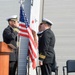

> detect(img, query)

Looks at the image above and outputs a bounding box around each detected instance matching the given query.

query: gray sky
[0,0,19,41]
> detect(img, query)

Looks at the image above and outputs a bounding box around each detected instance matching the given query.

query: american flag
[19,5,38,69]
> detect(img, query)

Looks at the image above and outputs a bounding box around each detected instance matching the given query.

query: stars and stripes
[19,4,37,69]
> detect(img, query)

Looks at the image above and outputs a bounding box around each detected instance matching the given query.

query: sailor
[3,15,19,75]
[38,18,56,75]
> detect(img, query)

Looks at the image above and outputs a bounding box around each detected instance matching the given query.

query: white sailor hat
[7,15,18,21]
[42,18,53,26]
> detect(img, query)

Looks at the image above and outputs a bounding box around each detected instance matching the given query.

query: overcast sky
[0,0,19,41]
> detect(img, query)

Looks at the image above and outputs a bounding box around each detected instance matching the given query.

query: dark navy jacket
[3,26,18,61]
[38,28,55,64]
